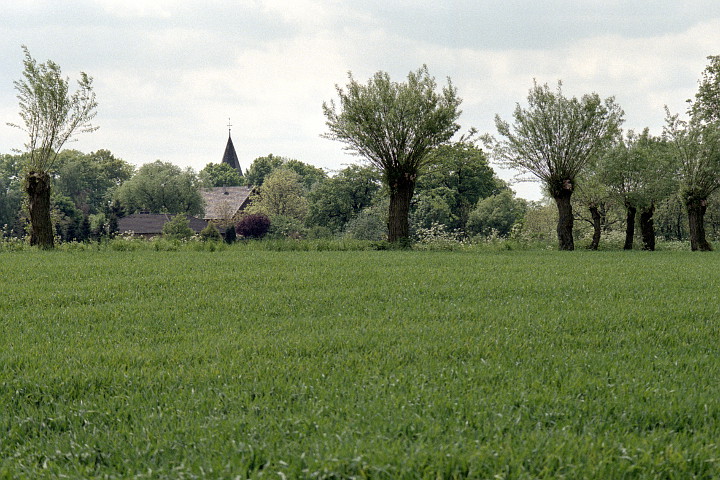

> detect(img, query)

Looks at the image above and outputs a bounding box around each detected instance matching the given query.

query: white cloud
[2,1,719,201]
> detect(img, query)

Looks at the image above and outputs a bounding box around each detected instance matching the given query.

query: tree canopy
[494,80,624,250]
[114,161,203,216]
[413,141,499,232]
[307,165,382,233]
[8,46,98,248]
[198,162,244,188]
[246,168,309,221]
[245,154,326,190]
[323,65,462,242]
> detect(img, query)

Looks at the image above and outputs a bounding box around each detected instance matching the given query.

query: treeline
[0,144,531,243]
[2,141,714,247]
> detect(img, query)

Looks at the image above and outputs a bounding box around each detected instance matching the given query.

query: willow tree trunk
[25,171,55,249]
[553,190,574,251]
[588,203,601,250]
[387,173,416,244]
[639,203,656,251]
[624,204,636,250]
[687,198,712,251]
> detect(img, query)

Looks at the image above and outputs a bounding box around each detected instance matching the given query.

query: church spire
[221,118,242,176]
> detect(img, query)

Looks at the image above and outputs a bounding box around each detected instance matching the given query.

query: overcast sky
[2,1,719,200]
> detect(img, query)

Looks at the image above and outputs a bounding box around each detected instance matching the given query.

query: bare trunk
[588,203,601,250]
[387,173,415,244]
[553,190,574,251]
[639,203,656,251]
[25,171,54,249]
[624,204,636,250]
[687,198,712,251]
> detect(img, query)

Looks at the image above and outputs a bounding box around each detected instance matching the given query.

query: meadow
[1,246,719,478]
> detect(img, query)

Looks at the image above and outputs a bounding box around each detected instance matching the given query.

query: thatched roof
[117,213,208,236]
[200,186,253,221]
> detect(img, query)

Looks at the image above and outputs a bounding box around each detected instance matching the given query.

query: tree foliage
[245,154,325,190]
[161,214,194,240]
[54,149,134,214]
[307,164,382,233]
[0,154,24,232]
[236,213,271,239]
[413,141,499,232]
[323,65,462,242]
[114,160,203,215]
[8,46,98,248]
[690,55,720,125]
[467,190,527,237]
[9,46,98,173]
[246,168,309,221]
[198,162,244,188]
[494,80,623,250]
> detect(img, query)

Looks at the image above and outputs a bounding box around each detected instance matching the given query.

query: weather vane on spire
[227,118,232,136]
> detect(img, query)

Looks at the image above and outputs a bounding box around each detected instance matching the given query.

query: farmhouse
[117,130,254,237]
[117,213,208,237]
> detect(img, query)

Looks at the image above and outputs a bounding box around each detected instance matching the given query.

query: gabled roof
[222,134,242,175]
[200,186,253,220]
[117,213,208,236]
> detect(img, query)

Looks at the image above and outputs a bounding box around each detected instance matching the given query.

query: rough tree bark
[686,198,712,251]
[588,202,601,250]
[25,171,54,249]
[624,203,637,250]
[387,173,416,244]
[639,203,656,251]
[553,180,574,250]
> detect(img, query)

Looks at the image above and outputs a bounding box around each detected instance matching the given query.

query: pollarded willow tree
[8,46,98,248]
[665,55,720,251]
[322,66,462,243]
[663,113,720,251]
[494,81,623,250]
[599,129,675,251]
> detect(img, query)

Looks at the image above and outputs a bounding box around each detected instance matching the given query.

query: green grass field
[1,248,719,478]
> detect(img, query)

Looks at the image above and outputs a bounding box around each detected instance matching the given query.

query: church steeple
[222,118,242,176]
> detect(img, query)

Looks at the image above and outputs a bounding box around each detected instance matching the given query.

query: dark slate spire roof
[222,133,242,176]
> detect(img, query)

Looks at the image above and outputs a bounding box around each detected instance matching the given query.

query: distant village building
[117,125,253,237]
[201,186,253,222]
[118,213,208,238]
[200,125,254,223]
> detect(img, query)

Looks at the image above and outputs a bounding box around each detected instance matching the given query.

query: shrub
[161,215,194,240]
[199,223,222,242]
[224,224,236,244]
[236,213,271,239]
[267,215,304,239]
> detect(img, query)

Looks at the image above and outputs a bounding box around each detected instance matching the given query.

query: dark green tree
[466,190,527,237]
[245,154,325,190]
[413,141,499,232]
[198,162,244,188]
[54,149,134,214]
[244,154,284,187]
[114,160,203,215]
[599,129,675,250]
[0,153,24,233]
[307,164,382,233]
[323,66,462,243]
[494,81,623,250]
